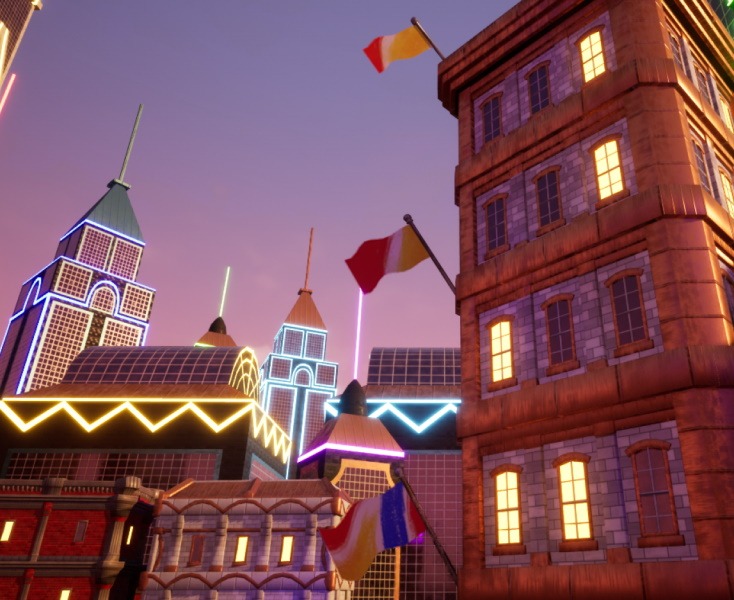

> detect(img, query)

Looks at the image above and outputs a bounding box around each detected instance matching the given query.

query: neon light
[21,256,155,291]
[39,291,149,328]
[16,296,50,394]
[22,278,42,312]
[0,24,8,82]
[369,403,458,433]
[219,266,231,318]
[353,289,363,379]
[59,220,145,247]
[297,442,404,464]
[0,73,15,118]
[325,403,339,417]
[268,356,293,381]
[280,323,328,335]
[88,280,121,313]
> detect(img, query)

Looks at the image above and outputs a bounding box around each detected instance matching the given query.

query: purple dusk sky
[0,1,517,392]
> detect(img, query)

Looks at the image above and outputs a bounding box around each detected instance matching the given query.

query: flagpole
[396,467,458,586]
[353,289,364,380]
[410,17,446,60]
[403,214,456,295]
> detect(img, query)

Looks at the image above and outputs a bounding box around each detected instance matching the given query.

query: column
[164,514,185,572]
[302,514,317,571]
[209,513,228,572]
[254,514,272,572]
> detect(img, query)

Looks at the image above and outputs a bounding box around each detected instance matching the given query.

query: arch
[22,278,42,311]
[293,365,314,387]
[229,347,260,400]
[88,281,120,315]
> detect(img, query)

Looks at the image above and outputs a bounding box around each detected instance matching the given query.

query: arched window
[578,29,606,83]
[553,453,597,551]
[483,194,508,258]
[294,368,312,387]
[490,464,525,554]
[90,285,117,314]
[604,269,653,356]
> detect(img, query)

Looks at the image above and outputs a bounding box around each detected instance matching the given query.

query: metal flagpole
[403,214,456,295]
[395,466,458,586]
[118,103,144,184]
[410,17,446,60]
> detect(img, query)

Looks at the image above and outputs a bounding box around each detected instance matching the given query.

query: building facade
[438,0,734,596]
[0,475,158,600]
[0,0,41,90]
[260,289,338,476]
[140,478,353,600]
[0,179,154,397]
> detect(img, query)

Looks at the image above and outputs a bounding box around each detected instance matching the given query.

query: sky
[0,0,518,392]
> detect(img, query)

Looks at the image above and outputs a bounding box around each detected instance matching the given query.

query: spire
[302,227,314,293]
[114,104,143,188]
[283,228,326,330]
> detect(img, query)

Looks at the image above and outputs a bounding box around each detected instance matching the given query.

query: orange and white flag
[363,25,430,73]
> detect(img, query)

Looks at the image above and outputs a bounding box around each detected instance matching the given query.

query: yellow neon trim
[1,521,13,542]
[126,526,134,545]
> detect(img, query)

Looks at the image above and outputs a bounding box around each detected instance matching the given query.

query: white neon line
[353,289,363,380]
[219,266,231,318]
[0,72,16,118]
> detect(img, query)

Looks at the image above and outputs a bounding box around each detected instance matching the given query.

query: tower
[260,230,338,473]
[439,0,734,596]
[0,107,154,396]
[0,0,42,90]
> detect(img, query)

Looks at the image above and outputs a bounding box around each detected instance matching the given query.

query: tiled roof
[284,290,326,330]
[301,413,403,457]
[64,180,144,242]
[167,477,346,500]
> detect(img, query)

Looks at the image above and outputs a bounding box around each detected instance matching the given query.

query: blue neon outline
[304,331,327,361]
[21,278,42,312]
[281,326,306,358]
[38,291,149,329]
[16,296,51,394]
[20,256,155,292]
[87,280,121,315]
[59,219,145,246]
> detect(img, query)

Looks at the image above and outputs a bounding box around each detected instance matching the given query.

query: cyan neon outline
[59,219,145,246]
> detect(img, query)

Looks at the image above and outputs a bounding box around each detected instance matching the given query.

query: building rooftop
[284,290,326,330]
[166,477,348,501]
[366,348,461,386]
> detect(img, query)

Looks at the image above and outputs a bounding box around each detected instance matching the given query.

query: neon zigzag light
[323,399,460,434]
[0,399,291,463]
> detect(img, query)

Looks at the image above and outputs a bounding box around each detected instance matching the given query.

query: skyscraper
[0,0,42,90]
[439,0,734,596]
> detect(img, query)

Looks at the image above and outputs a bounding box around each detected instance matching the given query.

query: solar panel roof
[366,347,461,386]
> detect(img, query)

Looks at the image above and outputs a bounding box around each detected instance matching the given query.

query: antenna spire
[302,228,314,293]
[219,266,231,318]
[116,104,143,186]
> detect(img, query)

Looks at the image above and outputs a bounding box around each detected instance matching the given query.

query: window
[543,296,577,373]
[528,64,550,114]
[0,23,8,79]
[283,329,304,356]
[593,139,624,200]
[125,526,134,545]
[188,535,204,566]
[627,442,678,536]
[692,139,711,192]
[579,30,606,82]
[484,196,507,254]
[535,168,563,230]
[693,61,714,105]
[279,535,294,564]
[723,271,734,324]
[721,97,734,133]
[234,536,249,564]
[720,169,734,217]
[482,95,502,143]
[73,521,88,543]
[60,592,72,600]
[494,469,521,546]
[606,271,651,354]
[0,520,14,542]
[557,459,592,540]
[668,30,685,71]
[490,319,513,383]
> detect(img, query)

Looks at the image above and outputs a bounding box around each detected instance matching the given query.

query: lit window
[0,23,8,78]
[559,460,592,540]
[495,471,521,545]
[528,64,550,114]
[234,536,249,563]
[720,170,734,217]
[60,591,72,600]
[579,31,606,82]
[1,520,14,542]
[485,197,507,252]
[610,275,647,347]
[721,98,734,133]
[546,298,575,365]
[279,535,294,564]
[694,62,713,105]
[73,521,88,544]
[536,169,562,228]
[482,95,502,143]
[594,140,624,200]
[692,139,711,192]
[628,445,678,536]
[125,526,134,545]
[490,320,513,383]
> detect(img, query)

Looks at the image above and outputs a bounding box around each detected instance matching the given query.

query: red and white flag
[363,25,430,73]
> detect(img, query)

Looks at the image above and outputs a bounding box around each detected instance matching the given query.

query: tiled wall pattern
[476,119,636,263]
[478,251,662,396]
[473,12,617,153]
[482,421,697,567]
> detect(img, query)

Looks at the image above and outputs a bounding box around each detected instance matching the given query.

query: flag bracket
[403,214,456,295]
[410,17,446,60]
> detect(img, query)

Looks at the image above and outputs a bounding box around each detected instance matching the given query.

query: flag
[363,25,431,73]
[345,225,429,294]
[319,482,425,581]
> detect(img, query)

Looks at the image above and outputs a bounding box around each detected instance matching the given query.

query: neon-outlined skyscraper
[0,109,154,396]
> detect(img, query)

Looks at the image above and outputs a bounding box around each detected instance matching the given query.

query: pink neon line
[0,73,16,118]
[297,441,404,464]
[353,289,363,380]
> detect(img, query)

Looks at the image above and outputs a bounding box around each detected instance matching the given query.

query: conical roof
[65,180,143,243]
[284,289,326,330]
[195,317,237,347]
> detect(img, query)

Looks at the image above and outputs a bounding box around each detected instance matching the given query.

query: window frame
[490,464,526,555]
[625,440,685,548]
[552,453,598,552]
[487,316,517,391]
[692,59,714,106]
[533,166,565,235]
[691,136,712,193]
[590,135,628,205]
[718,167,734,217]
[720,96,734,134]
[604,269,654,357]
[482,194,510,259]
[576,26,607,84]
[541,294,580,376]
[233,535,249,565]
[188,534,205,567]
[278,534,295,566]
[526,61,551,115]
[480,93,503,145]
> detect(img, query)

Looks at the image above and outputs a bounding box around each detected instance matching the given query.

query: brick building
[438,0,734,596]
[0,475,158,600]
